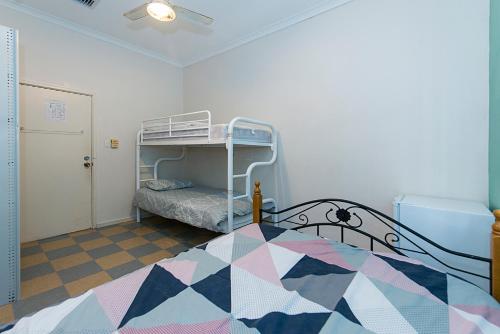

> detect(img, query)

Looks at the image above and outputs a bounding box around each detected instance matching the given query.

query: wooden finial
[253,181,262,224]
[492,210,500,301]
[493,210,500,232]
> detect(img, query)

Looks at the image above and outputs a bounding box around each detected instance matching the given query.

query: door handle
[83,155,92,168]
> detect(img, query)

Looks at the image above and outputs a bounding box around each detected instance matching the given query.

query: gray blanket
[133,186,252,232]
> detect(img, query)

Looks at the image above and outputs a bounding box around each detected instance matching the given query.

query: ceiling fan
[124,0,214,25]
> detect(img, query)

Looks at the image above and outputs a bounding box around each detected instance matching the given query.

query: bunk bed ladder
[227,117,279,232]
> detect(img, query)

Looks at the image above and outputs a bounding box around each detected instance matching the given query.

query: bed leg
[272,204,279,224]
[136,207,141,223]
[492,210,500,301]
[253,182,262,224]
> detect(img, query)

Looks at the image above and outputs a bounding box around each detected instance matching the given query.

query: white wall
[0,6,183,226]
[0,0,489,228]
[183,0,490,214]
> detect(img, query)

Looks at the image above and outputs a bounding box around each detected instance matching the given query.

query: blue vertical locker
[0,25,19,305]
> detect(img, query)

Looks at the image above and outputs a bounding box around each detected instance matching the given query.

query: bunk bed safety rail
[135,147,186,185]
[226,117,278,232]
[153,148,186,180]
[140,110,212,143]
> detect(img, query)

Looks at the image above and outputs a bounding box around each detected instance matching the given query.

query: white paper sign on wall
[46,100,66,121]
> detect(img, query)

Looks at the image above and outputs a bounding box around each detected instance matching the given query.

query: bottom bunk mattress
[4,224,499,334]
[134,186,252,232]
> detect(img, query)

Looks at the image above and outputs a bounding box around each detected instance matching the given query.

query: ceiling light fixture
[147,0,176,22]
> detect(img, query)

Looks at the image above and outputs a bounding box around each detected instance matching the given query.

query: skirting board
[96,212,154,228]
[96,217,135,228]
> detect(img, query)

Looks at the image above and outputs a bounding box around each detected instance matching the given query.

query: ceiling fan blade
[123,3,149,21]
[172,5,214,25]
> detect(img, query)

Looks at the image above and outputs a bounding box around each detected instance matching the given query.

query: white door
[20,84,92,242]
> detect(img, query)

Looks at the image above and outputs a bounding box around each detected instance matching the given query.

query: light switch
[110,138,119,149]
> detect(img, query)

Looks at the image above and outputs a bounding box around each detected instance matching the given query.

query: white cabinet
[393,195,493,292]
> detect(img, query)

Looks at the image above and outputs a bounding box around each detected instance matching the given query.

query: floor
[0,217,219,324]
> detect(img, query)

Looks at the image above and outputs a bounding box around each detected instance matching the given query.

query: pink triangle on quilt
[453,304,500,327]
[236,223,266,242]
[360,254,443,304]
[94,265,153,327]
[158,260,198,285]
[233,243,282,287]
[273,239,354,270]
[119,318,230,334]
[449,307,482,333]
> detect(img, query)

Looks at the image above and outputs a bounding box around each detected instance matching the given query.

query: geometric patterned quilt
[3,224,499,333]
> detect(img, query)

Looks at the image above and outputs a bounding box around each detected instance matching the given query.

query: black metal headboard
[260,199,492,292]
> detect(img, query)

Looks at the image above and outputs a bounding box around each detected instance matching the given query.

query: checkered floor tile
[0,217,219,324]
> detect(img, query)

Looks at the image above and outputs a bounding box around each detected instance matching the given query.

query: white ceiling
[4,0,351,67]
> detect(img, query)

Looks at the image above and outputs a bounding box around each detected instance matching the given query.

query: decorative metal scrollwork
[385,232,400,245]
[336,208,351,222]
[298,214,309,225]
[325,206,363,228]
[261,198,492,283]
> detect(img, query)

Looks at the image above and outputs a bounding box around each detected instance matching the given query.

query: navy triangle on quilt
[283,255,355,280]
[334,297,361,326]
[375,254,448,303]
[196,243,208,250]
[239,312,332,334]
[0,324,14,332]
[119,264,188,328]
[191,265,231,312]
[259,224,287,241]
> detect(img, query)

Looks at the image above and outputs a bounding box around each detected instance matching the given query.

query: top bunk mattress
[141,123,272,144]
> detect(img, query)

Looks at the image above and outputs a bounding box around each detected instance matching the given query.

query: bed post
[493,210,500,301]
[253,181,262,224]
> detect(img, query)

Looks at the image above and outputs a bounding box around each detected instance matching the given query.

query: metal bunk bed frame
[135,110,278,232]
